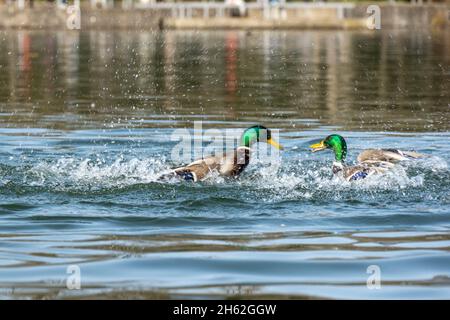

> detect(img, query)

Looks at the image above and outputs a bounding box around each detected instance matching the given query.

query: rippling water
[0,29,449,299]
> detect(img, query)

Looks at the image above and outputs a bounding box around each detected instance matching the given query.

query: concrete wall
[0,3,66,28]
[350,4,449,29]
[0,3,448,30]
[81,7,167,30]
[0,3,165,30]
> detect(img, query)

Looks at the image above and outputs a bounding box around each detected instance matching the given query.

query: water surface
[0,29,449,299]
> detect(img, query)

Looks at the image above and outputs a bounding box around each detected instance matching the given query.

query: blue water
[0,30,449,299]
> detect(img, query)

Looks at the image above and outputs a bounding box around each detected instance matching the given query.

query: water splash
[3,153,444,205]
[23,156,169,191]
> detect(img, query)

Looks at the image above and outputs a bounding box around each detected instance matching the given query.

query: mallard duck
[309,134,424,181]
[158,125,283,182]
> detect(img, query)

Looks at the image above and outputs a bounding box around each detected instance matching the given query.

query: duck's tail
[382,149,426,160]
[397,150,425,159]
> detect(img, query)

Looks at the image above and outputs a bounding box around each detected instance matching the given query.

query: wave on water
[236,155,449,203]
[25,156,169,190]
[0,153,447,204]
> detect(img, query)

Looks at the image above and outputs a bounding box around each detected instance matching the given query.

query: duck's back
[219,146,250,177]
[357,149,423,164]
[162,146,251,182]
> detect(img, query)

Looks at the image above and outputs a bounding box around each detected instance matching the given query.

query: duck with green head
[158,125,283,182]
[310,134,424,181]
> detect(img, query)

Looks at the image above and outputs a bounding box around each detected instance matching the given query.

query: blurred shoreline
[0,2,448,30]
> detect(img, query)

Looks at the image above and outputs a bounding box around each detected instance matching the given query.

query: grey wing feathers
[357,149,424,164]
[157,147,250,182]
[157,154,223,182]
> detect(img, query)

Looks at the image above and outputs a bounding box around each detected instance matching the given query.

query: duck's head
[241,125,283,150]
[310,134,347,161]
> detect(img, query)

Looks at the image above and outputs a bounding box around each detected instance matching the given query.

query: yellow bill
[267,138,284,150]
[310,141,326,152]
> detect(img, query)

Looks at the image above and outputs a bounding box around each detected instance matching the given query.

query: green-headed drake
[158,125,283,182]
[309,134,424,181]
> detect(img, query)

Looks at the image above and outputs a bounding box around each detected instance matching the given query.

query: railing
[136,2,246,18]
[6,0,356,20]
[133,1,355,20]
